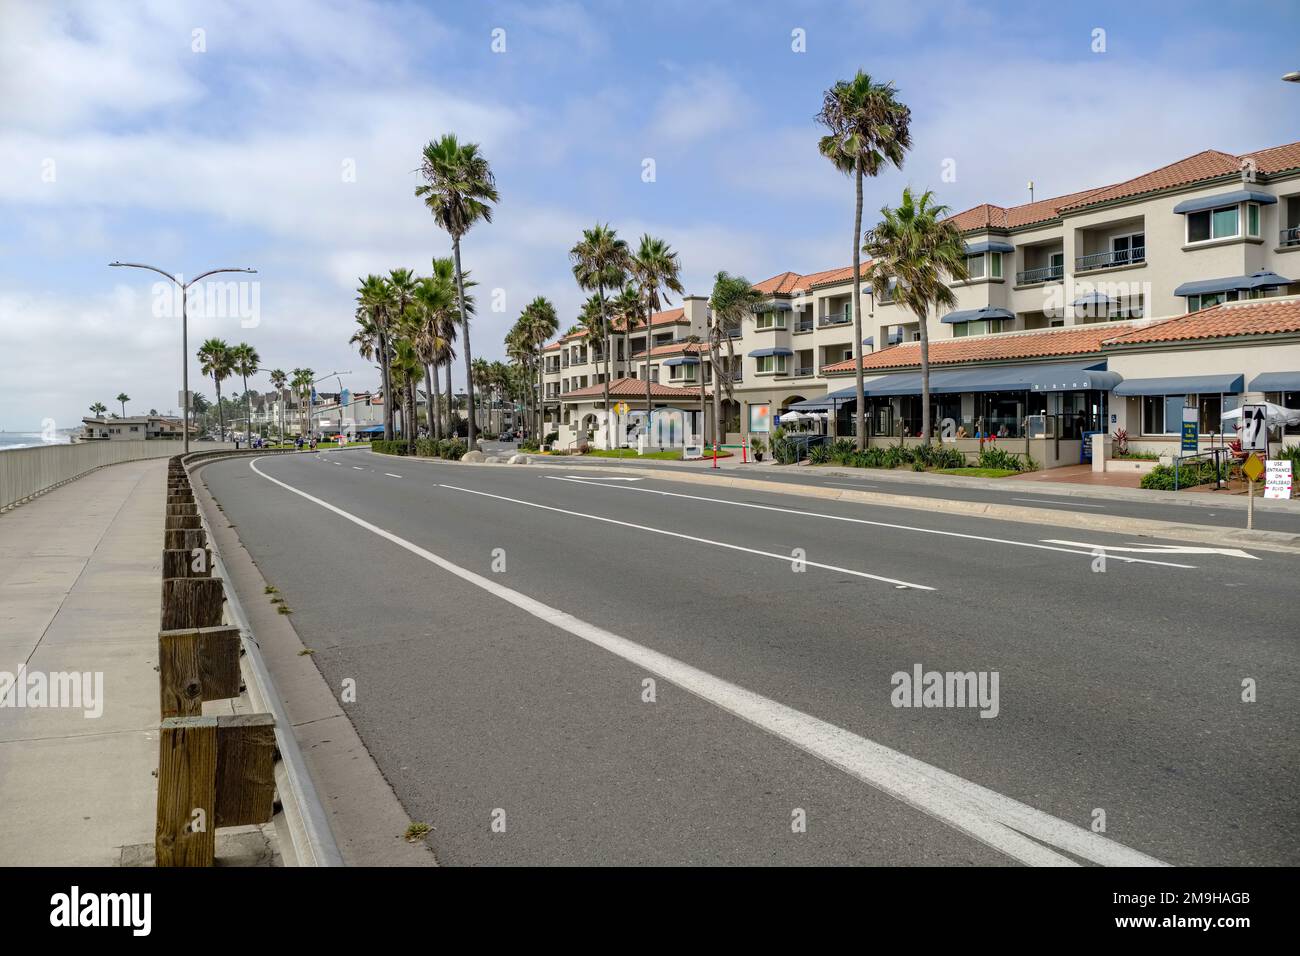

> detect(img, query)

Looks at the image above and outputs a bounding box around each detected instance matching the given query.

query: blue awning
[1173,272,1294,297]
[965,240,1015,254]
[788,396,841,411]
[1248,371,1300,391]
[1171,189,1278,214]
[822,362,1118,399]
[748,347,794,357]
[941,307,1015,325]
[762,301,793,312]
[359,424,385,433]
[662,356,699,367]
[1114,374,1243,396]
[862,337,873,346]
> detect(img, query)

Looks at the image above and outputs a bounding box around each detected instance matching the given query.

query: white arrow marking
[1042,539,1259,559]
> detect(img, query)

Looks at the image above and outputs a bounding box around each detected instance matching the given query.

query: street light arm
[186,267,258,288]
[109,261,179,285]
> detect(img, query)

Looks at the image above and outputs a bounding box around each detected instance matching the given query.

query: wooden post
[161,577,225,630]
[156,716,217,867]
[215,714,277,827]
[165,514,202,530]
[166,502,198,517]
[162,548,211,579]
[158,625,242,717]
[164,528,206,551]
[166,494,194,507]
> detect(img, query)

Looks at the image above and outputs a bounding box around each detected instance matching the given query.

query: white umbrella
[779,411,807,423]
[1220,402,1300,429]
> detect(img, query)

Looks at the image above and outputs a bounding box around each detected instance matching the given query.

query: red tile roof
[633,341,706,358]
[823,323,1135,373]
[1059,149,1242,210]
[543,308,687,350]
[753,271,803,295]
[1103,297,1300,346]
[558,377,701,400]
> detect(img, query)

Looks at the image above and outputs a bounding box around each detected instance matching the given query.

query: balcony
[1075,247,1145,273]
[795,318,814,332]
[818,312,852,328]
[793,366,814,377]
[1282,226,1300,247]
[1016,264,1064,285]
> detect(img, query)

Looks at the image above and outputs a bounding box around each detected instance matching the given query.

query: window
[1111,232,1145,264]
[1187,205,1240,243]
[841,348,853,362]
[1247,203,1260,237]
[965,254,985,280]
[990,252,1003,279]
[755,355,787,374]
[951,318,1006,337]
[1142,395,1187,435]
[755,311,787,330]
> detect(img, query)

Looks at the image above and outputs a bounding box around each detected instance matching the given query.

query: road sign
[1265,459,1293,499]
[1180,406,1198,452]
[614,402,629,416]
[1240,403,1268,451]
[1242,453,1264,482]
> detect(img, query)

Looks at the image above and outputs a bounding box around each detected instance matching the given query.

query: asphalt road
[201,450,1300,866]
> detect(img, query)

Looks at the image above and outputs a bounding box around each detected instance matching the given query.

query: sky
[1,0,1298,430]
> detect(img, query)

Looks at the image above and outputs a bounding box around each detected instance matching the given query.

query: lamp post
[109,262,257,454]
[1283,71,1300,83]
[307,371,349,439]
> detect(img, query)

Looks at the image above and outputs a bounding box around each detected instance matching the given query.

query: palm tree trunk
[852,158,866,451]
[711,340,721,450]
[451,237,476,446]
[378,331,394,441]
[699,345,707,447]
[643,304,652,451]
[242,373,250,443]
[918,304,932,445]
[445,356,454,440]
[214,376,225,443]
[427,365,440,441]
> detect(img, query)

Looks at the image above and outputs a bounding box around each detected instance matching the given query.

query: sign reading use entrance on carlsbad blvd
[1265,459,1293,499]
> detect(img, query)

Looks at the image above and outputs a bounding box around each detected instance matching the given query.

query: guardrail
[156,449,343,867]
[0,439,233,513]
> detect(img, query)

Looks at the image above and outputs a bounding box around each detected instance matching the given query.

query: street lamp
[1283,71,1300,83]
[109,261,257,454]
[307,370,350,439]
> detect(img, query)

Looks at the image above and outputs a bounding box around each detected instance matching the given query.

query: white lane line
[826,482,880,490]
[1012,497,1105,510]
[384,473,403,479]
[352,466,364,470]
[247,457,1166,868]
[439,483,933,590]
[1043,539,1258,560]
[542,477,1196,569]
[564,475,642,481]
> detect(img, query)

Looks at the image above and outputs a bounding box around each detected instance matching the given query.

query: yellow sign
[1242,454,1264,482]
[614,402,629,416]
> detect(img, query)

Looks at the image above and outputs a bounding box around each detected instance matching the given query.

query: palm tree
[268,369,288,443]
[431,256,472,440]
[817,71,912,449]
[197,338,233,441]
[231,343,260,441]
[115,393,130,417]
[630,235,684,450]
[570,224,631,448]
[410,272,457,440]
[357,275,396,441]
[416,133,499,447]
[610,283,642,380]
[291,368,314,440]
[389,338,422,449]
[471,357,491,434]
[708,272,766,448]
[89,401,107,418]
[863,188,969,445]
[504,324,532,439]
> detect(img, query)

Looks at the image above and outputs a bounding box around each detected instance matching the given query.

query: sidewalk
[0,458,163,865]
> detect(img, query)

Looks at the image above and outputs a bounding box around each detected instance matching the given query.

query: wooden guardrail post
[160,577,225,630]
[158,625,242,718]
[164,527,206,551]
[162,547,211,578]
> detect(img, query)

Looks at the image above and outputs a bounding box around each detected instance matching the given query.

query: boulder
[461,450,486,463]
[508,454,529,465]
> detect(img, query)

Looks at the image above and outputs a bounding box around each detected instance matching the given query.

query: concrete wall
[1,440,233,512]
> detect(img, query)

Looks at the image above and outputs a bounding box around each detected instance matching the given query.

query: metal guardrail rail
[186,449,345,867]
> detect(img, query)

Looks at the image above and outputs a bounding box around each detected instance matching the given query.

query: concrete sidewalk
[0,458,163,865]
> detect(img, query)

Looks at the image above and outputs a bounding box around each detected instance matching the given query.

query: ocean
[0,431,74,451]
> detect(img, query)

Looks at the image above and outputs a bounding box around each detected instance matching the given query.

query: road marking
[826,482,880,490]
[247,456,1166,868]
[440,483,932,590]
[543,477,1197,569]
[1042,540,1258,559]
[352,466,364,470]
[1012,497,1105,510]
[384,473,403,479]
[564,475,642,481]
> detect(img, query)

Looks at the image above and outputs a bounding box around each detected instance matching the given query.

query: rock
[509,454,529,465]
[461,450,486,463]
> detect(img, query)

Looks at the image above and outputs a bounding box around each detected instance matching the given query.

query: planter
[754,453,764,462]
[1103,458,1158,475]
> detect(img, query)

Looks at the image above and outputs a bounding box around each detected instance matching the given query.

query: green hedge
[371,438,467,460]
[370,440,409,456]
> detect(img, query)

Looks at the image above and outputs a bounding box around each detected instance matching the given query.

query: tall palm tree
[524,297,558,439]
[504,324,532,439]
[410,272,456,440]
[89,401,107,418]
[115,393,130,417]
[610,283,642,380]
[630,235,684,450]
[356,275,395,441]
[265,369,286,442]
[817,71,912,449]
[231,343,260,441]
[416,133,499,446]
[389,338,422,449]
[570,224,631,448]
[708,272,766,448]
[487,360,510,434]
[471,357,490,434]
[431,256,472,440]
[863,188,969,445]
[197,338,233,441]
[291,368,314,440]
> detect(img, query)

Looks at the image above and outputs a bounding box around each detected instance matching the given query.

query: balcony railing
[795,319,814,332]
[1016,263,1064,285]
[794,366,814,377]
[819,313,851,327]
[1282,226,1300,247]
[1075,248,1145,272]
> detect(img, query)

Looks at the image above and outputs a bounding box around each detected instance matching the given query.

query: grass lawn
[934,467,1020,478]
[581,448,733,460]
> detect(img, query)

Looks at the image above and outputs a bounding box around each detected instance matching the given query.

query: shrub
[519,439,540,453]
[978,446,1029,472]
[415,437,437,457]
[914,443,966,470]
[809,443,831,464]
[544,431,559,445]
[1278,443,1300,481]
[1112,427,1129,456]
[830,438,856,464]
[438,439,466,459]
[771,435,800,465]
[371,440,408,456]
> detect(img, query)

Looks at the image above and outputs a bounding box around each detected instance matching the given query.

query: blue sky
[2,0,1298,429]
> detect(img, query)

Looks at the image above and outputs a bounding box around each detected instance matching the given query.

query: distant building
[81,415,193,441]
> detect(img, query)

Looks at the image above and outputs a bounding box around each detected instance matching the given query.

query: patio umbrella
[1220,402,1300,429]
[779,411,806,423]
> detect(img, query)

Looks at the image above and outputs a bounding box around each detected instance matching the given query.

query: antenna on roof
[1027,180,1035,203]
